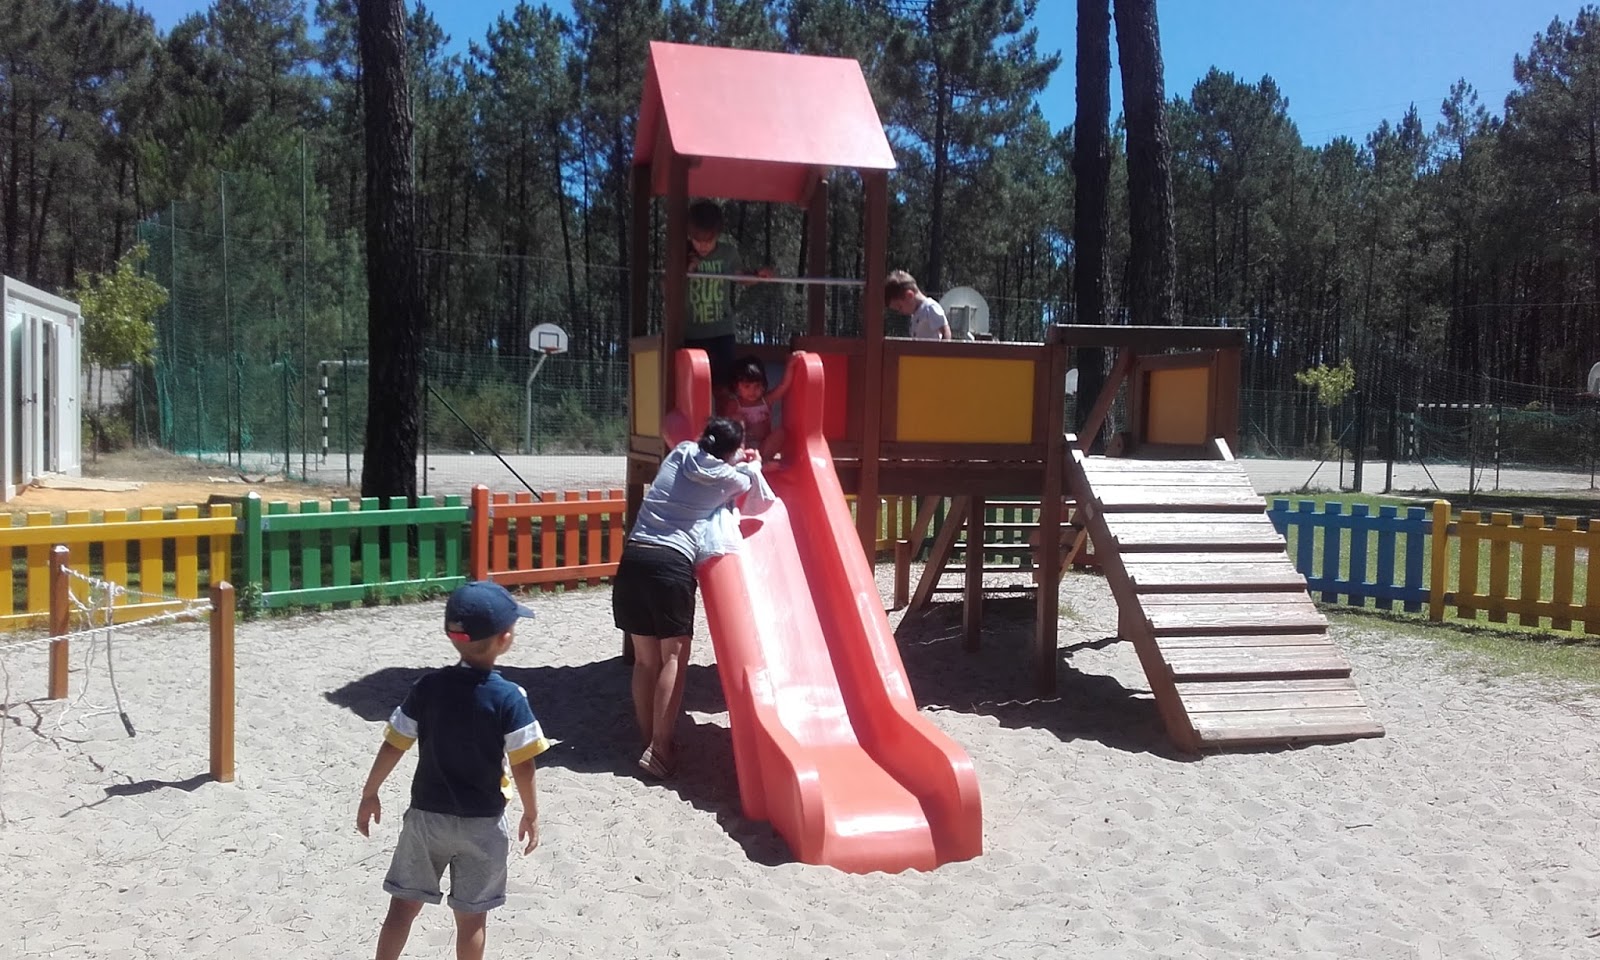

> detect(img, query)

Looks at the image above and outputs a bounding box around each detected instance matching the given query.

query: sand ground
[1,569,1598,959]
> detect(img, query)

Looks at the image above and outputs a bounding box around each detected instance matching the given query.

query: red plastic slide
[661,349,982,873]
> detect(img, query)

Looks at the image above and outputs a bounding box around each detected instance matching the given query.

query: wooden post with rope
[48,546,69,700]
[210,580,236,783]
[43,545,237,782]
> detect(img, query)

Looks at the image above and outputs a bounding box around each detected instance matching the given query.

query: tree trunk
[928,55,949,292]
[1072,0,1112,436]
[552,132,579,326]
[1114,0,1178,326]
[3,88,20,276]
[112,157,129,260]
[1588,117,1600,351]
[30,158,57,283]
[357,0,423,499]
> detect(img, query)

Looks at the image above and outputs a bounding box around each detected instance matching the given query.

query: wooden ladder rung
[1144,596,1328,636]
[1125,553,1307,592]
[1189,708,1385,744]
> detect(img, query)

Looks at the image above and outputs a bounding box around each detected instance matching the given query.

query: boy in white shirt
[884,269,951,340]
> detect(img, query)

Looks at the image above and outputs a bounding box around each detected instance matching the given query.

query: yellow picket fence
[1432,507,1600,633]
[845,495,918,555]
[1,505,237,628]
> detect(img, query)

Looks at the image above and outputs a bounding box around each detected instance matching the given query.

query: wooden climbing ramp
[1067,449,1385,751]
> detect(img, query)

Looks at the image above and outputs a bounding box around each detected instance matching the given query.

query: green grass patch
[1262,491,1422,512]
[1271,493,1598,637]
[1399,488,1600,520]
[1332,609,1600,688]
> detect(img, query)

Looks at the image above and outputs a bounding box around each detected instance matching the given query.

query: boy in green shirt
[685,200,770,390]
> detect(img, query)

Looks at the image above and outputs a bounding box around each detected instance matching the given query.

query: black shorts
[612,540,697,638]
[684,334,736,391]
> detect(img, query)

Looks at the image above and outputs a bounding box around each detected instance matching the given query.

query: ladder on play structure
[897,497,1094,621]
[1067,449,1385,751]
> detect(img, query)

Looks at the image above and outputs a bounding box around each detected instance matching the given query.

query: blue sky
[140,0,1567,144]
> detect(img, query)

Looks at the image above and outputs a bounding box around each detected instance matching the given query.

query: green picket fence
[240,494,469,610]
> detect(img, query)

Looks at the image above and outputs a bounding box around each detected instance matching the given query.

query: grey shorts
[383,808,510,913]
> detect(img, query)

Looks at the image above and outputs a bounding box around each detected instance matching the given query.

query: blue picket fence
[1268,500,1431,612]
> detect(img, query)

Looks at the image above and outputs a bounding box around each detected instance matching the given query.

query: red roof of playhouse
[633,41,896,205]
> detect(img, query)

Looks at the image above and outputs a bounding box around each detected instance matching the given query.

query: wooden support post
[1035,337,1069,694]
[856,170,888,562]
[48,545,69,700]
[964,499,985,652]
[893,539,911,609]
[209,580,236,783]
[893,496,944,611]
[661,153,689,423]
[807,178,829,337]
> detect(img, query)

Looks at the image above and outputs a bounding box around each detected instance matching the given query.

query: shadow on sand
[893,598,1196,762]
[324,656,790,866]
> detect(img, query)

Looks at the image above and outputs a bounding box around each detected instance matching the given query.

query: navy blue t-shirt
[383,662,549,818]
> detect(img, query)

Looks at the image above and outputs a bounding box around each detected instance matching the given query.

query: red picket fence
[469,487,628,590]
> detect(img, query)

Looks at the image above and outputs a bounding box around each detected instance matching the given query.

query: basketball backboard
[529,322,570,355]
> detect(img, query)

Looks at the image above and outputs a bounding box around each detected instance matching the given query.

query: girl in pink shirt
[722,355,794,459]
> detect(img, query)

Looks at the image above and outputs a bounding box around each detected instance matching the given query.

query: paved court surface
[240,451,1598,499]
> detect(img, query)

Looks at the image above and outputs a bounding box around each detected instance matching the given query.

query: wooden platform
[1068,453,1385,751]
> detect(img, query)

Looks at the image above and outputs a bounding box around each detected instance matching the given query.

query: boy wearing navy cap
[357,581,549,960]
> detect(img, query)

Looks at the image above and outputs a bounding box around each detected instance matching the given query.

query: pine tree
[881,0,1058,291]
[1072,0,1111,433]
[358,0,423,498]
[1113,0,1176,326]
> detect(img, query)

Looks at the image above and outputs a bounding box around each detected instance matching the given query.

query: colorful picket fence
[1268,500,1431,613]
[239,494,468,609]
[1436,508,1600,632]
[845,495,919,555]
[7,483,1600,640]
[469,487,627,589]
[0,505,236,627]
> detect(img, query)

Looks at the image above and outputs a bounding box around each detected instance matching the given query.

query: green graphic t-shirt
[686,239,744,339]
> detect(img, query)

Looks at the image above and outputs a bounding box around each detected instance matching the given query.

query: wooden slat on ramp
[1068,451,1384,751]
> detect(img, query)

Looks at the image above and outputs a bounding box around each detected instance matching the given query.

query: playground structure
[625,40,1381,758]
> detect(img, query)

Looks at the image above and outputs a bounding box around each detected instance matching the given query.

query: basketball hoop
[529,322,569,355]
[524,323,569,454]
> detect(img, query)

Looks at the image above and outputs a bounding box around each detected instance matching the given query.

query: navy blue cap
[444,581,535,643]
